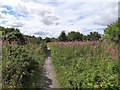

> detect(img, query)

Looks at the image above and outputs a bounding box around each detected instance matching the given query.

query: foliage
[87,32,101,41]
[1,26,47,88]
[50,37,59,42]
[2,28,26,45]
[1,17,119,89]
[68,31,83,41]
[2,43,47,88]
[57,31,101,42]
[58,31,67,41]
[2,45,38,88]
[44,37,51,43]
[103,19,120,43]
[37,37,43,44]
[48,41,119,89]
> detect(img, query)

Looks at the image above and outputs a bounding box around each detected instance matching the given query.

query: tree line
[44,19,120,43]
[1,19,119,44]
[44,31,101,43]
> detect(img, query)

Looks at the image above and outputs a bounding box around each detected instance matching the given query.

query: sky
[0,0,119,38]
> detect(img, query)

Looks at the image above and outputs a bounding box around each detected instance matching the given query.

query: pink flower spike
[5,34,9,39]
[11,40,17,45]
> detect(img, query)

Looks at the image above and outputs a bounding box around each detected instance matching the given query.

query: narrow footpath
[40,49,59,90]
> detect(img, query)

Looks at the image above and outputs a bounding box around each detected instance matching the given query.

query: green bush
[2,45,39,88]
[1,26,47,89]
[2,41,47,88]
[103,19,120,43]
[2,28,26,45]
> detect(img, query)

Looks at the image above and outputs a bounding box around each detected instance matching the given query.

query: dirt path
[40,50,59,89]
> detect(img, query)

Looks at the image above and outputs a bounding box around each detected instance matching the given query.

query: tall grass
[48,41,119,89]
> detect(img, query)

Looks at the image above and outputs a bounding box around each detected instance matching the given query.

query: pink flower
[111,48,116,55]
[11,40,17,45]
[5,34,9,39]
[93,46,96,49]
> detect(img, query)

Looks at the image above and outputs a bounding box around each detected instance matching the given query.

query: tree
[58,31,67,41]
[37,36,43,44]
[51,37,59,42]
[82,35,88,41]
[68,31,83,41]
[103,19,120,43]
[87,31,101,41]
[44,37,51,43]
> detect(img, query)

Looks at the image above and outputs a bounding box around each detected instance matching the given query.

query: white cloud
[0,0,118,38]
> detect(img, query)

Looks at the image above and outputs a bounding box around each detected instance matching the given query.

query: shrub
[2,45,39,88]
[103,19,120,43]
[2,28,26,45]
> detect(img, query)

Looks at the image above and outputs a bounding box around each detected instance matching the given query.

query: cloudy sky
[0,0,119,38]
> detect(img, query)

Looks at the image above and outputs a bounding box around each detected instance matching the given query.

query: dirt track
[40,50,59,89]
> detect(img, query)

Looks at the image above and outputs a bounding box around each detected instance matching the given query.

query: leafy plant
[48,41,119,89]
[103,19,120,43]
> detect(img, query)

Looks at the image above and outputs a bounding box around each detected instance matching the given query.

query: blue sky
[0,0,119,38]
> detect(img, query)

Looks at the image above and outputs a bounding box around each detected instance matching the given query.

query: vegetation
[58,31,68,41]
[1,27,47,88]
[47,19,120,89]
[67,31,83,41]
[87,32,101,41]
[43,19,120,42]
[103,19,120,43]
[48,41,119,89]
[0,18,119,89]
[2,28,26,45]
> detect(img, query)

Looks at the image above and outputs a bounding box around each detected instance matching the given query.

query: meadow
[0,18,119,89]
[48,41,119,89]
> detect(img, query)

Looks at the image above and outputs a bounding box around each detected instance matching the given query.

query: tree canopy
[103,19,120,43]
[68,31,83,41]
[87,31,101,41]
[58,31,67,41]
